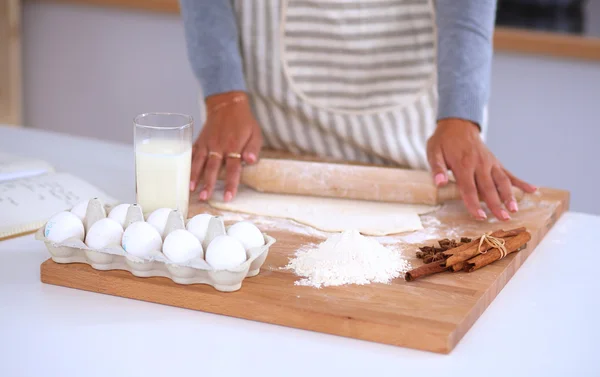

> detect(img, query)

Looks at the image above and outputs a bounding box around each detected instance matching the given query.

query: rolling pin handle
[436,184,462,204]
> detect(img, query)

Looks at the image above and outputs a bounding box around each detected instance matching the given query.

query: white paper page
[0,152,55,182]
[0,172,118,238]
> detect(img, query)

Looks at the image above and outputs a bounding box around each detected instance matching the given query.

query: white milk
[135,138,191,218]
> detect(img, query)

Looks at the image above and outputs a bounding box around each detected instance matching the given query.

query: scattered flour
[283,229,411,288]
[396,216,458,244]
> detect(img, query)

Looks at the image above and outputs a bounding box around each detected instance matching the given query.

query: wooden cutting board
[40,184,569,354]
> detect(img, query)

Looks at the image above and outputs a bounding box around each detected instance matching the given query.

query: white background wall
[22,1,205,143]
[20,1,600,215]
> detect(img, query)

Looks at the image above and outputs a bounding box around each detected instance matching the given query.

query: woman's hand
[190,91,263,202]
[426,118,537,221]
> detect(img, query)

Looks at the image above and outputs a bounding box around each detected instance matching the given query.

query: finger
[426,143,448,186]
[492,167,518,213]
[476,169,510,221]
[199,152,223,201]
[224,155,243,201]
[190,144,207,192]
[242,130,262,165]
[504,169,537,193]
[453,167,486,220]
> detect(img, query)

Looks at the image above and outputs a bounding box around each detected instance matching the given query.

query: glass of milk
[134,113,193,219]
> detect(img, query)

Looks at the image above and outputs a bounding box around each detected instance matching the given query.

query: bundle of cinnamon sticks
[405,227,531,282]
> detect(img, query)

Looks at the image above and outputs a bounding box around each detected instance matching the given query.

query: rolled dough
[208,186,438,236]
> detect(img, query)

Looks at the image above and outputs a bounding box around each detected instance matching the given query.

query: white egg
[71,198,106,220]
[121,221,162,258]
[85,218,124,249]
[226,221,264,250]
[146,208,172,237]
[44,211,85,243]
[186,213,213,243]
[107,203,131,228]
[205,235,247,270]
[162,229,203,264]
[70,200,89,220]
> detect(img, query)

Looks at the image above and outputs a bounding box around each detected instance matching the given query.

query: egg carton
[36,198,276,292]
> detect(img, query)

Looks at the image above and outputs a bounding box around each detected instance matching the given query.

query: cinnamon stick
[465,231,531,272]
[451,262,465,272]
[443,227,527,267]
[442,240,477,257]
[405,263,448,282]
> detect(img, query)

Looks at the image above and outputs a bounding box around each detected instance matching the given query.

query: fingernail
[477,209,487,220]
[190,181,195,191]
[434,173,446,186]
[501,210,511,221]
[509,200,518,212]
[199,190,207,201]
[247,153,257,163]
[224,191,232,202]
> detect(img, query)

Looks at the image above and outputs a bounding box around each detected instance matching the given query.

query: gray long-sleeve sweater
[178,0,497,126]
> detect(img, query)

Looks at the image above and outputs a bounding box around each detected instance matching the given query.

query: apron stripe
[391,110,419,168]
[331,112,358,161]
[415,94,430,169]
[289,1,429,13]
[366,114,392,162]
[316,112,338,159]
[254,0,284,149]
[305,105,332,157]
[285,41,434,56]
[247,0,258,99]
[287,57,434,70]
[290,92,318,154]
[283,0,435,113]
[286,12,432,25]
[404,105,424,168]
[283,78,312,153]
[303,88,422,99]
[234,0,437,170]
[342,114,370,163]
[347,114,375,164]
[421,88,438,168]
[426,87,438,138]
[269,0,302,151]
[356,114,383,162]
[254,97,278,149]
[239,0,251,88]
[241,0,282,149]
[285,27,434,41]
[324,112,349,160]
[298,81,427,95]
[377,112,402,163]
[291,73,430,85]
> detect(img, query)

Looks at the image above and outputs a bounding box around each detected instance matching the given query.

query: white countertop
[1,125,599,377]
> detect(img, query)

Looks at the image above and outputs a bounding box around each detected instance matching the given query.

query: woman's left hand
[426,118,537,221]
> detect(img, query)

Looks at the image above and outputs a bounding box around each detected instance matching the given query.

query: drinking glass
[134,113,193,219]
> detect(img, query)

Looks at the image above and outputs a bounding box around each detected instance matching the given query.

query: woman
[178,0,536,221]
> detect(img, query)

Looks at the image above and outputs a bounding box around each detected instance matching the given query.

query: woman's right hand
[190,91,263,202]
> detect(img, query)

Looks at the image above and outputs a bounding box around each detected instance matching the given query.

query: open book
[0,152,118,240]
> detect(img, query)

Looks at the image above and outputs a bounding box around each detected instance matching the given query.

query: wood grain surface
[40,186,569,354]
[0,0,22,126]
[494,27,600,62]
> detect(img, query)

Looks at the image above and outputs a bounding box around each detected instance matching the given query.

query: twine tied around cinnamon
[478,232,509,259]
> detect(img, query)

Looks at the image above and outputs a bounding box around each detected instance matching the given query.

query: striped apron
[232,0,440,170]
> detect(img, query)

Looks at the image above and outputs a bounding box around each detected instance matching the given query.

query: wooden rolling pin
[219,158,523,205]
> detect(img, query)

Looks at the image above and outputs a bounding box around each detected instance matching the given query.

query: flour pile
[284,229,411,288]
